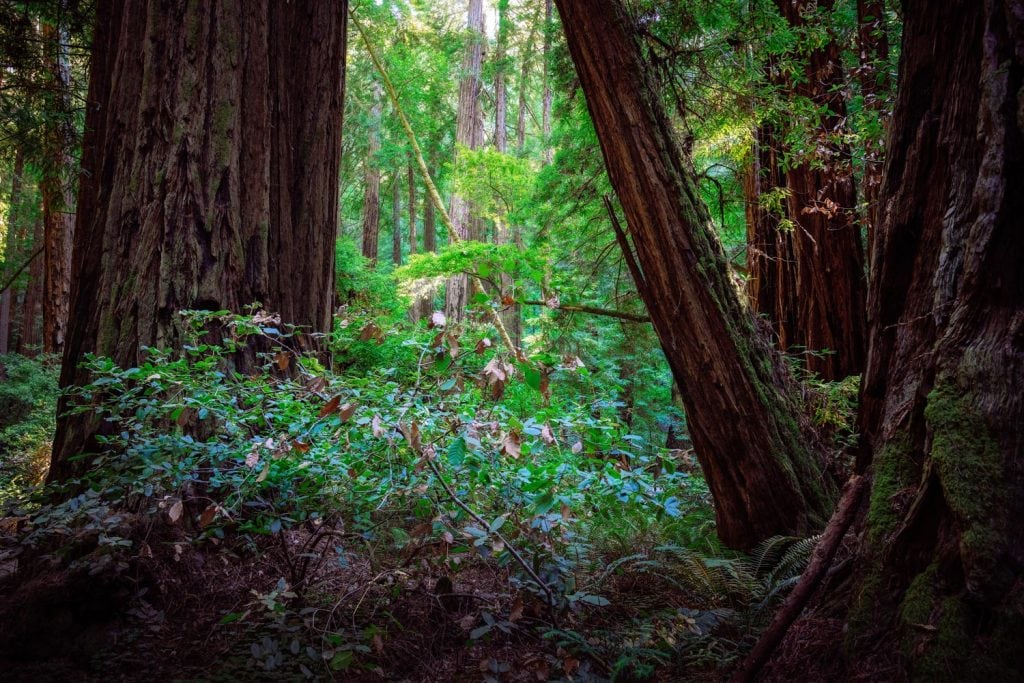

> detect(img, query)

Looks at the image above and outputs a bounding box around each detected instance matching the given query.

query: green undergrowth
[0,305,827,679]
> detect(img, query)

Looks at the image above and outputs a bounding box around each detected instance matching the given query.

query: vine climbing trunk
[50,0,348,481]
[555,0,835,548]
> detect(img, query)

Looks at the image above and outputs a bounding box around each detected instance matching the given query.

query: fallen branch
[523,300,649,323]
[731,474,868,683]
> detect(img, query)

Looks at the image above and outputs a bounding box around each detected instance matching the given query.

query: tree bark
[50,0,347,480]
[771,2,1024,678]
[494,0,521,347]
[423,166,437,254]
[391,175,402,265]
[0,149,25,354]
[17,218,44,356]
[744,0,867,381]
[444,0,486,322]
[40,17,77,355]
[556,0,835,549]
[361,83,382,265]
[407,156,417,256]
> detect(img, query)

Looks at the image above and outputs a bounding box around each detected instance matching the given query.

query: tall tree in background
[40,12,76,355]
[0,149,25,354]
[746,0,867,381]
[50,0,348,480]
[361,83,382,265]
[855,0,890,249]
[541,0,553,165]
[555,0,835,548]
[444,0,485,322]
[391,175,402,265]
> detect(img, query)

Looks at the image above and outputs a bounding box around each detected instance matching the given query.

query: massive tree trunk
[769,2,1024,678]
[744,0,867,381]
[50,0,347,480]
[40,18,77,355]
[444,0,486,322]
[555,0,835,548]
[361,83,382,265]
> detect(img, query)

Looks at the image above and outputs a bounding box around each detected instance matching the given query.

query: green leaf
[448,437,467,467]
[489,514,507,533]
[522,365,542,391]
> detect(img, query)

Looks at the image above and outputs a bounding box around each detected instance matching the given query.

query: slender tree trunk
[407,156,417,256]
[855,0,890,252]
[17,217,44,357]
[444,0,486,322]
[0,150,25,354]
[50,0,348,480]
[423,168,437,253]
[40,18,76,355]
[362,83,382,265]
[769,2,1024,678]
[541,0,554,165]
[556,0,835,548]
[391,176,402,265]
[493,0,521,346]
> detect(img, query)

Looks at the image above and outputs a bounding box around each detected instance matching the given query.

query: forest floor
[0,517,727,682]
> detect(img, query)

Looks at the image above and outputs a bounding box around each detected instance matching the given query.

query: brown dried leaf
[503,431,522,459]
[274,351,290,371]
[474,338,492,354]
[339,402,357,422]
[292,440,310,454]
[359,322,382,341]
[199,505,218,528]
[168,500,184,523]
[319,395,341,418]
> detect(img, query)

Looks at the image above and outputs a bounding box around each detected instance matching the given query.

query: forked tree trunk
[444,0,486,322]
[362,83,382,265]
[50,0,347,480]
[556,0,835,548]
[770,2,1024,678]
[40,18,76,355]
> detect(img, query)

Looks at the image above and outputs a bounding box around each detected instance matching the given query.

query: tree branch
[523,300,650,323]
[0,246,44,296]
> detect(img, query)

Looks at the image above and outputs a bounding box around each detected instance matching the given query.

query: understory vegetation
[0,283,846,680]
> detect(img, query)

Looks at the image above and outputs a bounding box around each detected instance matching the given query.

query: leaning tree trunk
[40,18,77,355]
[555,0,835,549]
[768,1,1024,679]
[444,0,486,323]
[50,0,347,481]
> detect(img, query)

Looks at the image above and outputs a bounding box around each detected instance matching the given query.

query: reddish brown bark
[855,0,890,249]
[556,0,835,548]
[40,19,76,355]
[0,149,25,354]
[770,2,1024,678]
[50,0,347,480]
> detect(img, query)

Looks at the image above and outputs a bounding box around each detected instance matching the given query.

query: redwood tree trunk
[50,0,347,480]
[0,149,25,354]
[541,0,554,166]
[855,0,890,250]
[556,0,835,548]
[17,218,44,356]
[444,0,486,322]
[391,176,402,265]
[361,83,382,265]
[40,18,76,355]
[744,0,867,381]
[771,2,1024,678]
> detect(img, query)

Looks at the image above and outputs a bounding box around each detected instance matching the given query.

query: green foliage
[0,353,58,506]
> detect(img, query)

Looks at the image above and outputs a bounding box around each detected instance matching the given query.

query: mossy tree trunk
[773,1,1024,678]
[555,0,836,549]
[50,0,347,481]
